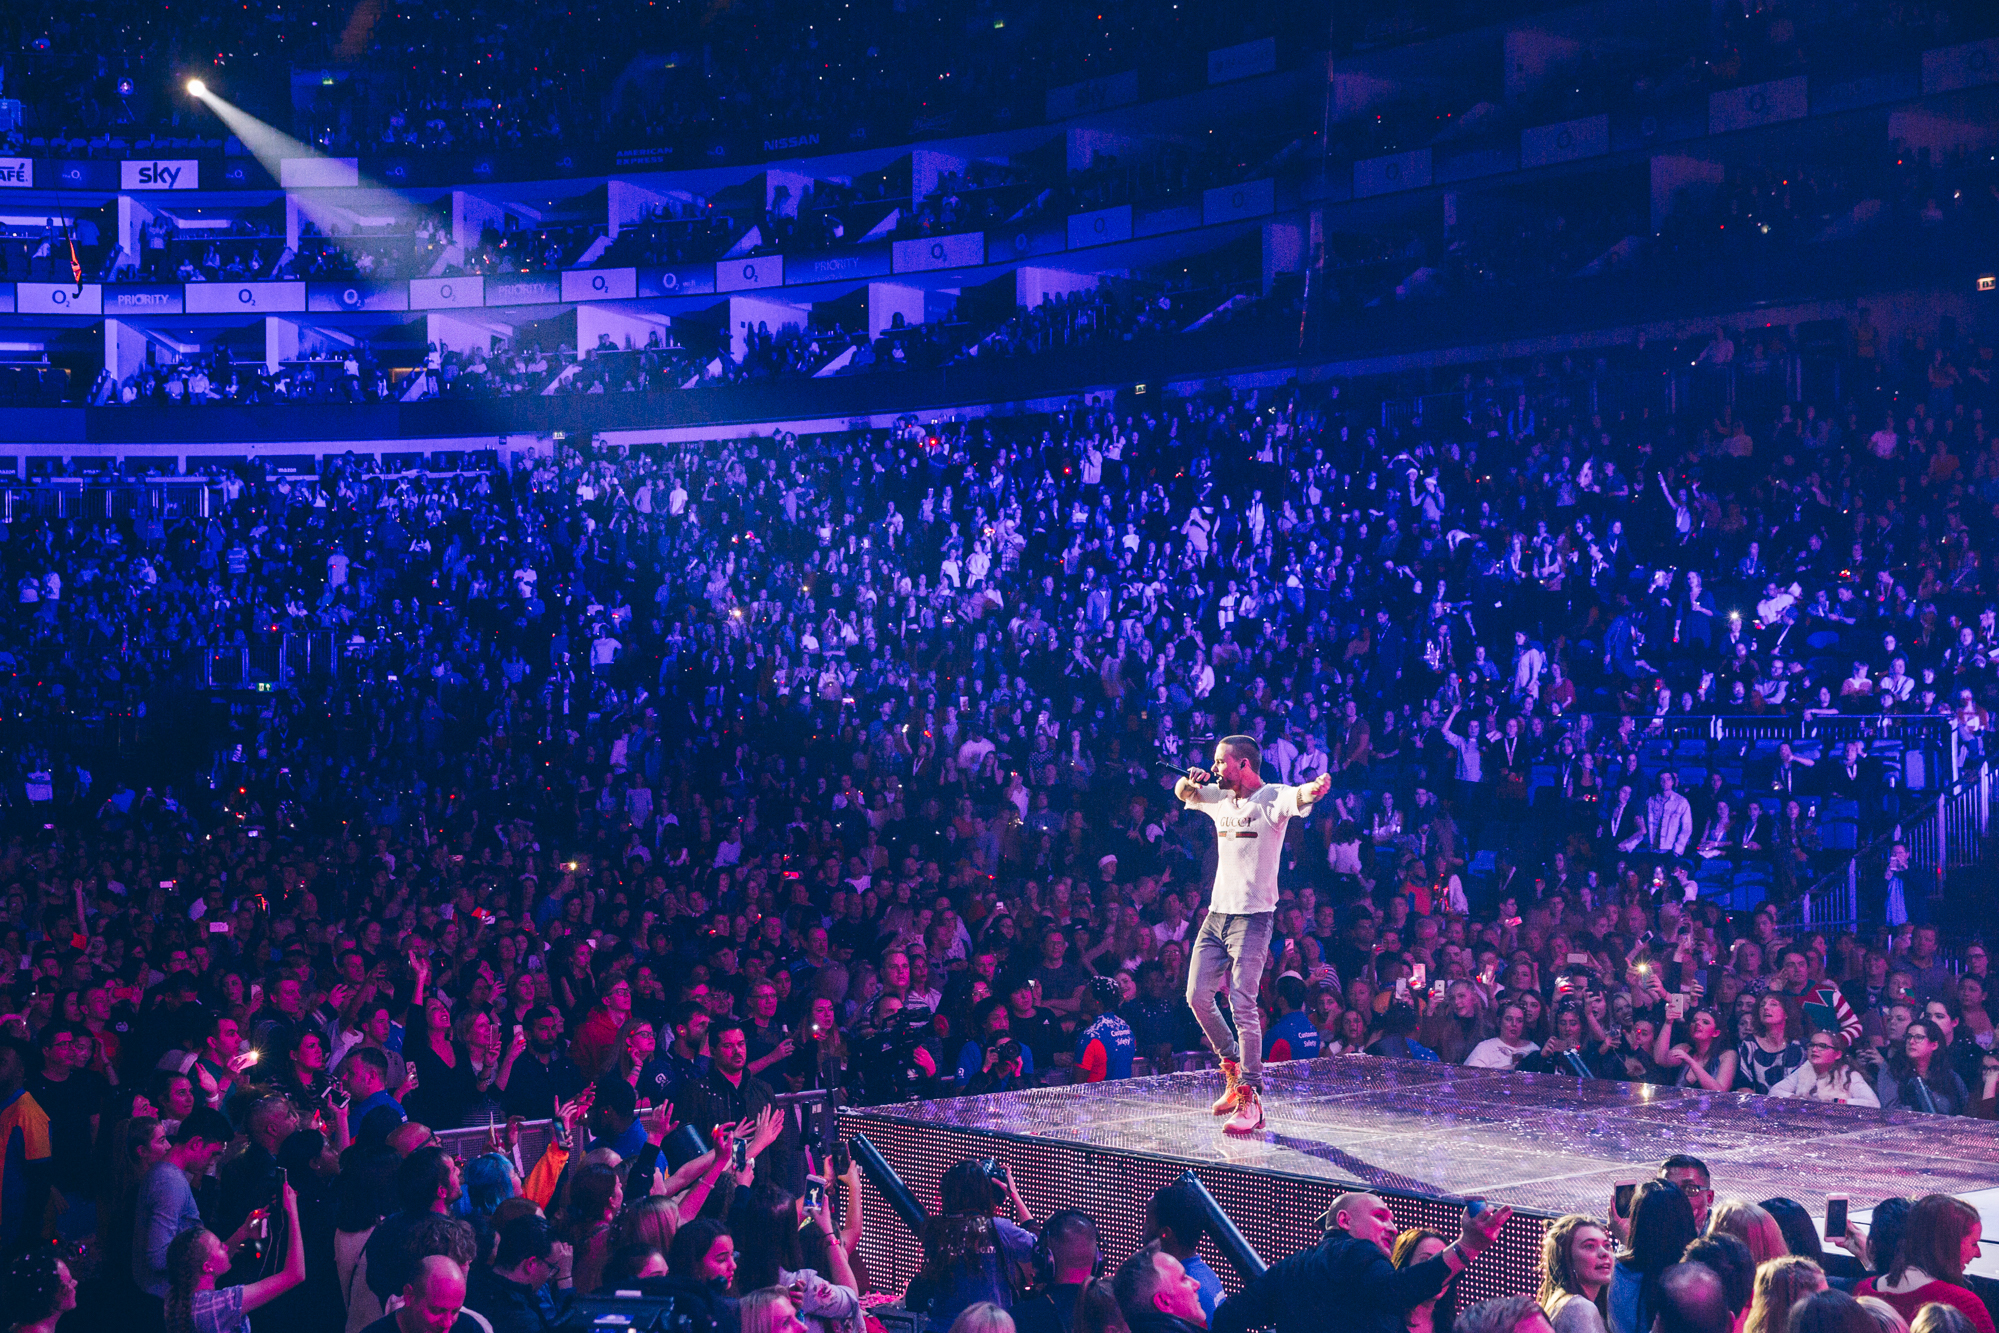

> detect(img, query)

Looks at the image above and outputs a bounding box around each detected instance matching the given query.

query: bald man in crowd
[361,1255,488,1333]
[1652,1262,1731,1333]
[1212,1191,1510,1333]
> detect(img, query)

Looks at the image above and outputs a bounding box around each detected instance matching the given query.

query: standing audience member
[1770,1036,1879,1107]
[1679,1235,1754,1331]
[1708,1201,1789,1268]
[0,1038,52,1251]
[733,1184,861,1333]
[135,1108,242,1304]
[1012,1210,1104,1333]
[1453,1297,1555,1333]
[1649,1262,1733,1333]
[1,1250,79,1333]
[1879,1023,1973,1116]
[1787,1291,1889,1333]
[359,1255,485,1333]
[1111,1243,1210,1333]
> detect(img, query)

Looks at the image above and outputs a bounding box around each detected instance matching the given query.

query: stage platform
[840,1056,1999,1307]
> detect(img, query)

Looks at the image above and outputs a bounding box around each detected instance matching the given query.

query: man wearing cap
[1176,735,1331,1132]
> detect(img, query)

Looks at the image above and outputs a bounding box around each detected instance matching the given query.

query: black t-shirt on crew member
[1006,1004,1066,1070]
[501,1050,585,1121]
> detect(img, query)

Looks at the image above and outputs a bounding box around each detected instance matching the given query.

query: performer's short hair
[1218,734,1262,769]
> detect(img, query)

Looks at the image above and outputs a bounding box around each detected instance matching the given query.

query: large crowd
[4,0,1990,170]
[2,295,1999,1333]
[0,0,1317,161]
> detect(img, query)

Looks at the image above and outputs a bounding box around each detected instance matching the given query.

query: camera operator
[849,995,940,1106]
[957,998,1033,1094]
[1211,1192,1511,1333]
[906,1160,1038,1333]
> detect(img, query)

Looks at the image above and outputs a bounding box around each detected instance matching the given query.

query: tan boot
[1210,1058,1244,1115]
[1223,1086,1265,1135]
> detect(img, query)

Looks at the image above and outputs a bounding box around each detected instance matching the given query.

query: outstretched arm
[242,1184,306,1311]
[1297,773,1332,810]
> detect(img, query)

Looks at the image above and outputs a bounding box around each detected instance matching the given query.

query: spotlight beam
[189,84,418,275]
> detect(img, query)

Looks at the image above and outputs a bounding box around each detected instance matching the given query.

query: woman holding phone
[162,1180,305,1333]
[1854,1195,1993,1332]
[1608,1180,1697,1333]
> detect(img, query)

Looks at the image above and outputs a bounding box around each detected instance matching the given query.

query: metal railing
[1635,712,1955,753]
[436,1116,558,1165]
[198,631,344,688]
[1378,354,1835,442]
[432,1088,840,1164]
[2,478,216,522]
[1781,762,1994,932]
[0,469,504,520]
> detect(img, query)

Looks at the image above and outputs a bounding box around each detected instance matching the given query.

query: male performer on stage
[1176,735,1332,1133]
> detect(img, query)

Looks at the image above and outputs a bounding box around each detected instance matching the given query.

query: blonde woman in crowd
[743,1288,814,1333]
[949,1305,1018,1333]
[1710,1200,1789,1266]
[1852,1296,1910,1333]
[1744,1256,1827,1333]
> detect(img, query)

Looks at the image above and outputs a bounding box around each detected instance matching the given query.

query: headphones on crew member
[1032,1207,1108,1286]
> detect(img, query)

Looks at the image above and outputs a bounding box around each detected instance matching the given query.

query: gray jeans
[1186,909,1275,1087]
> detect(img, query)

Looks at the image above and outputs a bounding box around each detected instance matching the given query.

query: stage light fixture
[186,79,207,96]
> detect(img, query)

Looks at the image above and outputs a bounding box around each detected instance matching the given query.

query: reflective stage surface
[844,1057,1999,1303]
[865,1055,1999,1216]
